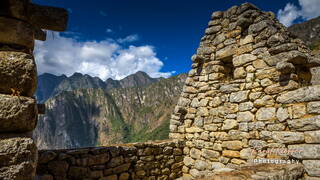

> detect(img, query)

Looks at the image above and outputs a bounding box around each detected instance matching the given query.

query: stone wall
[169,3,320,179]
[36,140,184,180]
[0,1,68,180]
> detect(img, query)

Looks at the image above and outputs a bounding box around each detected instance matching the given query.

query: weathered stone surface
[233,67,246,79]
[230,91,249,103]
[0,95,37,132]
[0,137,37,180]
[216,45,237,61]
[221,120,238,130]
[237,111,254,122]
[307,101,320,114]
[288,144,320,159]
[222,141,243,150]
[233,54,257,67]
[240,35,254,46]
[292,104,306,119]
[277,85,320,103]
[240,148,256,160]
[0,0,29,20]
[276,107,289,122]
[264,80,299,95]
[303,160,320,177]
[190,148,201,159]
[194,160,208,171]
[272,131,305,144]
[276,62,295,74]
[222,150,240,158]
[219,84,239,93]
[0,17,34,49]
[202,149,220,160]
[256,107,276,121]
[288,115,320,131]
[0,51,37,97]
[28,4,69,32]
[184,156,195,167]
[305,131,320,143]
[239,102,253,111]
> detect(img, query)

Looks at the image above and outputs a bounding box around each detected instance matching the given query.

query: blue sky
[33,0,320,80]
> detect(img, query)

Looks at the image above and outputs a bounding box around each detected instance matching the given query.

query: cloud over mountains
[35,33,173,80]
[278,0,320,26]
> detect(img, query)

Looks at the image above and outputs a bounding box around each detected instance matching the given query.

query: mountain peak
[119,71,159,88]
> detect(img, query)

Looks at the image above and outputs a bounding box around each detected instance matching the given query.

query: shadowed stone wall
[36,140,184,180]
[169,3,320,179]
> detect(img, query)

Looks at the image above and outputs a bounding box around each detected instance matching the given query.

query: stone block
[230,90,249,103]
[288,144,320,159]
[305,131,320,143]
[0,94,37,132]
[303,160,320,177]
[0,137,37,180]
[0,51,37,97]
[288,115,320,131]
[222,150,240,158]
[307,101,320,114]
[216,44,237,61]
[0,0,29,20]
[233,54,257,67]
[0,17,34,49]
[272,131,305,144]
[222,141,243,150]
[256,107,276,121]
[277,85,320,104]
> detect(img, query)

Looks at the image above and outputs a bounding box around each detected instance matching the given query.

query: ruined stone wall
[36,140,184,180]
[169,3,320,179]
[0,1,67,179]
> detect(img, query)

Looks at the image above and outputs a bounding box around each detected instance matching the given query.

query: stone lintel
[28,3,68,32]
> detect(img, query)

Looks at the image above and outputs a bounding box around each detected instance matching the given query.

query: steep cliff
[34,73,187,149]
[288,16,320,47]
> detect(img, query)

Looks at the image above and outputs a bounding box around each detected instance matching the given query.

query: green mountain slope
[34,73,187,149]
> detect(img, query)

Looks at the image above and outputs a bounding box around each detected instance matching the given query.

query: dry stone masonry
[36,140,184,180]
[0,0,68,179]
[3,1,320,180]
[170,3,320,179]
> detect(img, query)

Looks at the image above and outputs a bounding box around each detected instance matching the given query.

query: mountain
[36,73,66,103]
[288,16,320,48]
[118,71,161,88]
[34,72,187,149]
[33,88,127,149]
[52,73,107,97]
[36,71,161,102]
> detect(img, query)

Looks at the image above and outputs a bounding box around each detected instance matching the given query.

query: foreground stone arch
[0,0,68,179]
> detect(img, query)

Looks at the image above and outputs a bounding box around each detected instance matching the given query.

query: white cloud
[117,34,139,43]
[34,33,173,80]
[277,0,320,27]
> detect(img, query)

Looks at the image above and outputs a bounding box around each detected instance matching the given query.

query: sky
[32,0,320,80]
